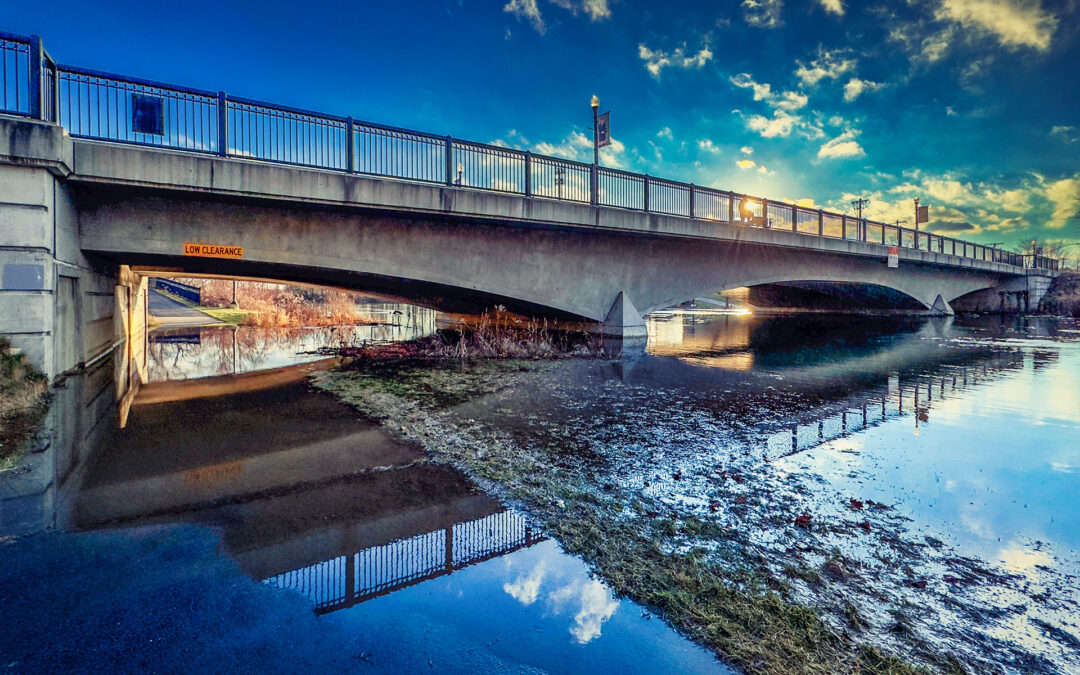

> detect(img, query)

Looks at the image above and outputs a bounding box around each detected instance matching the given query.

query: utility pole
[851,197,870,240]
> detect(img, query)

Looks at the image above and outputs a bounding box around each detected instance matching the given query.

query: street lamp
[590,95,600,205]
[590,94,600,168]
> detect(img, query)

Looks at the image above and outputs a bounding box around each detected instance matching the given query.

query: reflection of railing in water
[263,509,541,614]
[764,355,1025,461]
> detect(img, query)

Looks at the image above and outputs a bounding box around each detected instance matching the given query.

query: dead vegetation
[177,279,382,327]
[319,309,607,363]
[1039,272,1080,317]
[0,338,50,472]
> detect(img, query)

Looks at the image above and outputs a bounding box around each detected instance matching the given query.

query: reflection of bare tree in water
[147,307,438,382]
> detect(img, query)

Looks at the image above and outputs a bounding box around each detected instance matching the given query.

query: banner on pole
[596,112,611,148]
[915,205,929,224]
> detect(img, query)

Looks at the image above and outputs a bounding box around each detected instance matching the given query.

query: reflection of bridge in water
[266,509,541,614]
[762,352,1027,461]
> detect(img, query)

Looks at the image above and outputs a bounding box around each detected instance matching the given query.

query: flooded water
[71,377,728,674]
[5,308,1079,673]
[436,311,1080,672]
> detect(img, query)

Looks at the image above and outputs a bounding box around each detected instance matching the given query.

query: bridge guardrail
[0,30,1058,273]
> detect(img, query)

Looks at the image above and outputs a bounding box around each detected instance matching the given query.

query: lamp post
[590,95,599,205]
[591,95,600,166]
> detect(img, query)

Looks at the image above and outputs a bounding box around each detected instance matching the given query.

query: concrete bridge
[0,29,1059,385]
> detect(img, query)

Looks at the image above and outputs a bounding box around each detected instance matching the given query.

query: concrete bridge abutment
[0,120,147,533]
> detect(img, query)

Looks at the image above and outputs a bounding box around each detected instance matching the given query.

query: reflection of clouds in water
[997,546,1053,578]
[504,558,622,644]
[503,560,546,606]
[546,578,620,644]
[568,579,620,644]
[1050,461,1076,474]
[959,503,995,540]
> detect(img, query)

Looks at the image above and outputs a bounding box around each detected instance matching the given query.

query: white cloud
[843,78,885,102]
[657,126,673,140]
[531,129,628,167]
[737,159,757,169]
[837,171,1080,238]
[742,0,784,28]
[747,110,800,138]
[730,74,808,128]
[795,49,856,87]
[503,0,545,34]
[819,0,844,15]
[550,0,613,21]
[740,145,754,155]
[818,129,865,159]
[935,0,1058,51]
[1050,125,1077,143]
[582,0,612,21]
[1044,177,1079,229]
[698,139,721,154]
[638,42,713,78]
[730,73,773,101]
[775,91,809,111]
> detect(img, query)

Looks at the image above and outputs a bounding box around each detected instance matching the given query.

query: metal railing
[0,30,1059,273]
[263,509,540,614]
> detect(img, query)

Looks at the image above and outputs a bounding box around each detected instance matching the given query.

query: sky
[6,0,1079,248]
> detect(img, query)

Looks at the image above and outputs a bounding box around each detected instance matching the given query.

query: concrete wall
[0,123,147,534]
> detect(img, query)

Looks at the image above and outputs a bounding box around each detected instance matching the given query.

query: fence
[263,509,540,614]
[0,30,1059,273]
[152,277,201,304]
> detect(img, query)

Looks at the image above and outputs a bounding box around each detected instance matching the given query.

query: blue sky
[7,0,1078,247]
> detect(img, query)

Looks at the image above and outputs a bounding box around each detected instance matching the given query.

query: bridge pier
[601,291,647,338]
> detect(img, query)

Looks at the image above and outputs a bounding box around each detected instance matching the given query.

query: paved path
[148,290,222,327]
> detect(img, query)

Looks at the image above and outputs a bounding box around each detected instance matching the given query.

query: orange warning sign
[183,243,244,259]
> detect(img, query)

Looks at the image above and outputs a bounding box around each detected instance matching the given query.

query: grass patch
[0,338,50,472]
[199,308,258,325]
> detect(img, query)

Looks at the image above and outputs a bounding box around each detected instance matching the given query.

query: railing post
[28,35,43,120]
[762,198,769,227]
[818,210,824,236]
[791,206,797,232]
[841,215,847,239]
[445,136,453,187]
[217,92,229,157]
[51,64,60,122]
[729,194,735,222]
[643,175,650,212]
[524,151,532,197]
[345,553,355,604]
[689,184,695,218]
[344,117,354,173]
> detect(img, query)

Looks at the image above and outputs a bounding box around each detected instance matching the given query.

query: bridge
[0,30,1059,384]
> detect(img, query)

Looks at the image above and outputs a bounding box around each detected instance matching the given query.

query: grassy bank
[313,352,936,674]
[0,339,50,473]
